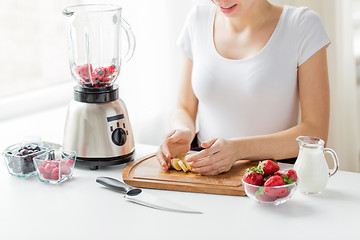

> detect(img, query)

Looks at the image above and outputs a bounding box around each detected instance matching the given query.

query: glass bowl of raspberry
[2,139,59,178]
[33,149,77,184]
[242,177,298,206]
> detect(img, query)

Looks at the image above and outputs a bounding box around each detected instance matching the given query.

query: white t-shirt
[177,5,330,144]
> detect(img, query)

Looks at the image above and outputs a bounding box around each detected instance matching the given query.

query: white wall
[273,0,360,172]
[0,0,209,146]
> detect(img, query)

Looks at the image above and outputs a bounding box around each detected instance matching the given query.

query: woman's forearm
[232,121,329,161]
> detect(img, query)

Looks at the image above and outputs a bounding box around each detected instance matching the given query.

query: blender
[62,4,135,170]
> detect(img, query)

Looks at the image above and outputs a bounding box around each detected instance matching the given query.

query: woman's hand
[186,138,238,175]
[156,129,193,171]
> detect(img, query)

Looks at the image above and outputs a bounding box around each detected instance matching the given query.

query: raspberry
[54,160,60,168]
[44,163,53,173]
[42,160,51,167]
[38,166,45,174]
[61,164,71,175]
[51,167,60,180]
[66,159,74,167]
[42,172,51,180]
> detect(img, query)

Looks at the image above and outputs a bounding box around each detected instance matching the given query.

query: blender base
[75,150,135,170]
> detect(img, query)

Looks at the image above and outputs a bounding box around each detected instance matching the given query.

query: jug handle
[121,17,136,63]
[324,148,339,177]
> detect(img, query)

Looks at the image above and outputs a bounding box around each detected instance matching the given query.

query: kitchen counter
[1,107,360,240]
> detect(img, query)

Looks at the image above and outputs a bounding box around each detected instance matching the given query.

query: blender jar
[63,4,135,88]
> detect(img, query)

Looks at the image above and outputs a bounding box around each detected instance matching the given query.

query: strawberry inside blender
[76,64,117,88]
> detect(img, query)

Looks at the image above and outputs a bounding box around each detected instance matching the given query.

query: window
[0,0,80,98]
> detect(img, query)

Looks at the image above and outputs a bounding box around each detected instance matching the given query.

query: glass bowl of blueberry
[2,137,60,178]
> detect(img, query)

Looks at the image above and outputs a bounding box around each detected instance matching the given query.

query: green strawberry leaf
[282,175,295,184]
[246,167,264,175]
[255,187,265,196]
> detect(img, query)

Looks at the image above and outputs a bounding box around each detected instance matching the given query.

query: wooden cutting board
[122,153,258,196]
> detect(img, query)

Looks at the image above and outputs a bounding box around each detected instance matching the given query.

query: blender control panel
[107,114,128,146]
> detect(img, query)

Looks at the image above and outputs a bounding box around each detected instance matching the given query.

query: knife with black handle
[96,176,203,214]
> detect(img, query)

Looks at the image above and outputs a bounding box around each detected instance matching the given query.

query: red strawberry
[77,64,93,80]
[254,188,277,202]
[263,172,280,182]
[258,160,280,175]
[256,193,277,202]
[243,168,264,186]
[283,169,298,183]
[244,184,259,195]
[263,171,282,182]
[277,189,291,199]
[264,175,286,197]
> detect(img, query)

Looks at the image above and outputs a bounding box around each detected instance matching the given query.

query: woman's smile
[219,4,238,14]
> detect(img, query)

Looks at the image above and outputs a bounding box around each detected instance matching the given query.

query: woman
[156,0,330,175]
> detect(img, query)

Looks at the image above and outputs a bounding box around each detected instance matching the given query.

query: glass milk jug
[294,136,339,194]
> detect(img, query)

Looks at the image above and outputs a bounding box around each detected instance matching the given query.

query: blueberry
[20,149,29,156]
[98,70,104,76]
[24,156,32,163]
[29,164,36,172]
[22,164,31,174]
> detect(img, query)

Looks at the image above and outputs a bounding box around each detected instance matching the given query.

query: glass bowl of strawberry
[33,149,77,184]
[242,160,298,205]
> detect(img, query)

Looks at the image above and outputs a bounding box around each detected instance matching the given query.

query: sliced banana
[171,158,182,171]
[177,160,188,172]
[184,160,192,171]
[170,153,193,172]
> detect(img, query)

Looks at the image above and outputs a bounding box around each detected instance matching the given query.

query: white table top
[1,107,360,240]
